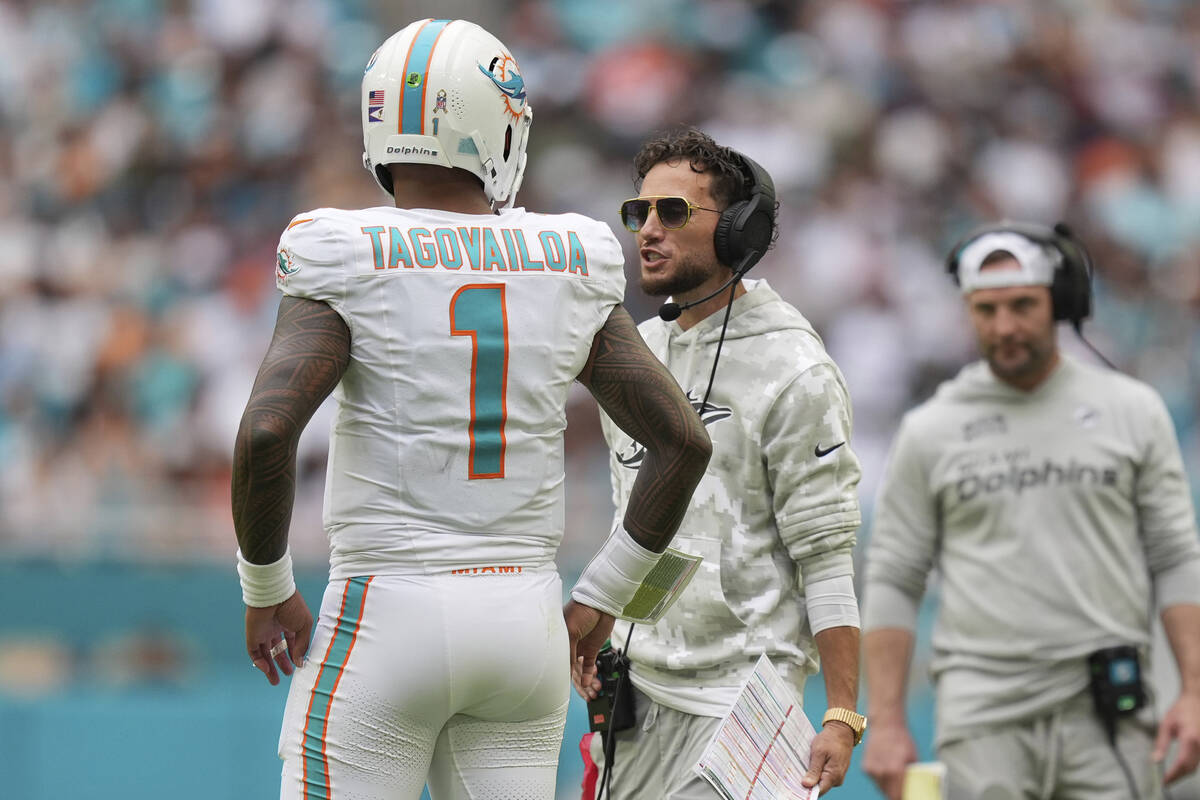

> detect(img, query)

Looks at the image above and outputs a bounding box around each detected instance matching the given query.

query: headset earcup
[946,239,967,284]
[713,196,774,269]
[739,200,773,258]
[1050,237,1093,323]
[711,151,777,270]
[1050,265,1073,322]
[713,201,745,267]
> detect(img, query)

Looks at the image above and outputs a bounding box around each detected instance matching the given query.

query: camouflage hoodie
[600,278,862,716]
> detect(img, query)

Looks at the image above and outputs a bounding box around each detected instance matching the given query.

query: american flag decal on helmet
[368,90,385,123]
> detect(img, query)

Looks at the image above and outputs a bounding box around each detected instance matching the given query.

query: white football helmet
[361,19,533,208]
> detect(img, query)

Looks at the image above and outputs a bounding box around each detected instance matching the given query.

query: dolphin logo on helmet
[477,55,527,118]
[478,65,527,104]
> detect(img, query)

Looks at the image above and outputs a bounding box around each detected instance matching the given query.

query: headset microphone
[657,249,759,322]
[656,303,683,322]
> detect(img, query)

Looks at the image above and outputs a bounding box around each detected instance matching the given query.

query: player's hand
[245,591,313,686]
[803,721,854,794]
[563,600,613,693]
[572,655,603,700]
[862,719,918,800]
[1155,691,1200,783]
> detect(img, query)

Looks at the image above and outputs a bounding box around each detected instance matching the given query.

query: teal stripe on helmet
[401,19,450,135]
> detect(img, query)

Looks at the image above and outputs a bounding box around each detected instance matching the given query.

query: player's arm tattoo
[232,296,351,564]
[578,306,712,552]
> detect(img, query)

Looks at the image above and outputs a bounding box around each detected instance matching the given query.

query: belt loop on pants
[1037,706,1064,800]
[643,699,660,733]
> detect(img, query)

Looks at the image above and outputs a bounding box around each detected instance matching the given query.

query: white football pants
[277,567,569,800]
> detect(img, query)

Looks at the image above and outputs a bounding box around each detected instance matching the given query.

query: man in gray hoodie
[574,127,866,798]
[862,224,1200,800]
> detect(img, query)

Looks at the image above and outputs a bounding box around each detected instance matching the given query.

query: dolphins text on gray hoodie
[865,354,1200,744]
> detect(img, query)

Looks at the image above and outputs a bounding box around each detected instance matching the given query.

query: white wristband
[805,574,861,635]
[237,547,296,608]
[570,524,662,618]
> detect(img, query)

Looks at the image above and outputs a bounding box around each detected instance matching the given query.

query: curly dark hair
[632,127,748,209]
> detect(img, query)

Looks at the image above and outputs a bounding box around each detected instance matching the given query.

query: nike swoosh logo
[814,442,845,458]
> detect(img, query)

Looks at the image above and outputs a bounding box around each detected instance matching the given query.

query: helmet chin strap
[470,132,503,209]
[471,108,534,210]
[502,108,533,210]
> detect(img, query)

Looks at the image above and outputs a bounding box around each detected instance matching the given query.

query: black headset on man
[944,221,1095,330]
[657,151,777,322]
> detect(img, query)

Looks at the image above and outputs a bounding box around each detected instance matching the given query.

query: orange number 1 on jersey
[449,284,508,479]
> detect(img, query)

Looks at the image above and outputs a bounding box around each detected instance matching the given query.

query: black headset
[712,151,777,272]
[655,149,777,323]
[945,221,1094,326]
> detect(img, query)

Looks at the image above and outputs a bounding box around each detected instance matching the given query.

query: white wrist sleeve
[570,524,662,618]
[862,580,920,632]
[236,547,296,608]
[1155,557,1200,610]
[805,574,861,635]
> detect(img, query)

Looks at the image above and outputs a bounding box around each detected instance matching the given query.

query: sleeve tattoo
[578,306,711,552]
[232,296,351,564]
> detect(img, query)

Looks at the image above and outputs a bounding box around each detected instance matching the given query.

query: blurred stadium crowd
[1,0,1198,571]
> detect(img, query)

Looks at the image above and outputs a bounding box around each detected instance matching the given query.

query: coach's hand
[246,591,313,686]
[803,721,854,794]
[564,600,613,693]
[862,719,917,800]
[1155,690,1200,784]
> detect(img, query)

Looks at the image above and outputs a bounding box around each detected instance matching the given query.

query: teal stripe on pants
[302,577,372,800]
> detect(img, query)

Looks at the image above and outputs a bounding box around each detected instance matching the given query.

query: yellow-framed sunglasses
[618,196,720,232]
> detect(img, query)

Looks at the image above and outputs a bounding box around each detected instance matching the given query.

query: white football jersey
[275,206,626,578]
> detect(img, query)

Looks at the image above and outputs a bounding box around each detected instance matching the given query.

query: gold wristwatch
[822,707,867,745]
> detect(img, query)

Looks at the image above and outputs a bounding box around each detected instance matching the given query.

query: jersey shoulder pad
[276,209,348,301]
[558,212,626,291]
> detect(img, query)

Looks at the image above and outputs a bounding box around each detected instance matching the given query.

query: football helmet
[361,19,533,208]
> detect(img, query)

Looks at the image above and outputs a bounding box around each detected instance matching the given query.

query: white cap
[955,231,1060,294]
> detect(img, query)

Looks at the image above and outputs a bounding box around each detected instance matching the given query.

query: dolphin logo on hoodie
[617,392,731,469]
